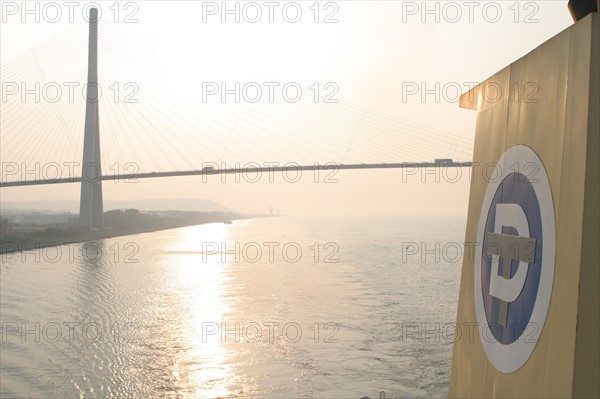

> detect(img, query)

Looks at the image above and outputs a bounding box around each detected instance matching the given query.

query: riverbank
[0,210,260,254]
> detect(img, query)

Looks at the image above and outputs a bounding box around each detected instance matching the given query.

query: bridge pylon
[79,7,103,229]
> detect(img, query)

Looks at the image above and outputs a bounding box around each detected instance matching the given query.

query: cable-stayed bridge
[0,9,474,229]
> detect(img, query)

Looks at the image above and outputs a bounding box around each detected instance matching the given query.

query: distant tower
[79,8,103,229]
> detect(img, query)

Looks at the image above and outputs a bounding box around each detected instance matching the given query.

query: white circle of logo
[474,144,556,373]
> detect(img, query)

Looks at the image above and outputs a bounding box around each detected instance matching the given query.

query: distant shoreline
[0,213,260,255]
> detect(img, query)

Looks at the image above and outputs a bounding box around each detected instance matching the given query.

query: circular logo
[474,145,555,373]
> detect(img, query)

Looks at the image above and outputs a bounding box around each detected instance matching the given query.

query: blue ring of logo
[481,172,543,345]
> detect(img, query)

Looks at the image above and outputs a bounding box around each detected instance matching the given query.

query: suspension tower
[79,8,103,229]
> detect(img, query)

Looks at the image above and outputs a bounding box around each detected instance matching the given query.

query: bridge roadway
[0,162,474,188]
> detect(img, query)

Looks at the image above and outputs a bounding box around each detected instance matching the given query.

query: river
[1,216,464,398]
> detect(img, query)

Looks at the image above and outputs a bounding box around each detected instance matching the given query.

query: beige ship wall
[573,12,599,399]
[449,13,599,398]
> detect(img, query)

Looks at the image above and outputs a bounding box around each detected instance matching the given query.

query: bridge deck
[0,162,473,187]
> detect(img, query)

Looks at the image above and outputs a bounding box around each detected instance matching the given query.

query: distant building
[0,209,76,225]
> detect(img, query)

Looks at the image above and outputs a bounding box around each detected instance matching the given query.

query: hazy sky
[0,1,573,216]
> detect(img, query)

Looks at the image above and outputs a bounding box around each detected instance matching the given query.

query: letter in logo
[486,203,536,327]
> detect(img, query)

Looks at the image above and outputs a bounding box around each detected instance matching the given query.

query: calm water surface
[1,216,465,398]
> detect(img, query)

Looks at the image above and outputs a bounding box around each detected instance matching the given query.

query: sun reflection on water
[166,222,242,398]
